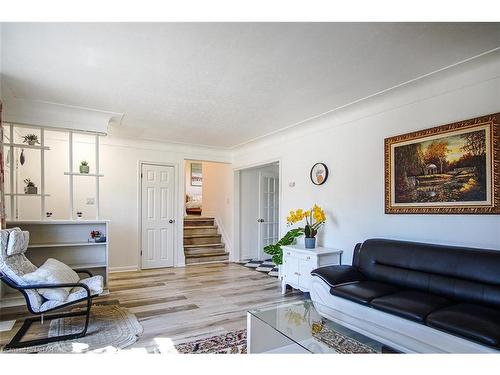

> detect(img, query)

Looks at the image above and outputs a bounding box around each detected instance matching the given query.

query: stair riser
[184,219,215,227]
[184,227,218,236]
[186,255,229,264]
[184,235,222,245]
[184,248,227,256]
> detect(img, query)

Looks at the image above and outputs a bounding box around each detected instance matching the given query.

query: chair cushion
[370,291,453,322]
[6,230,29,256]
[39,275,104,312]
[23,258,80,302]
[330,280,400,305]
[426,303,500,348]
[311,265,365,287]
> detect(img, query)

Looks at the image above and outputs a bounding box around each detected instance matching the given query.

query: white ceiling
[1,23,499,148]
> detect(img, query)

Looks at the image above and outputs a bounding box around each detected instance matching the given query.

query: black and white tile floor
[241,259,279,277]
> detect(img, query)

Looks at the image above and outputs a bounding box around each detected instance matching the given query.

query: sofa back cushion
[357,239,500,309]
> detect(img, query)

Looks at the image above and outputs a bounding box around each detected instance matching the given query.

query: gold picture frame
[385,112,499,214]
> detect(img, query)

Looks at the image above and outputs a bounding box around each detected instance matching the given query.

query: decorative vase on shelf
[305,237,316,249]
[80,164,89,174]
[24,186,38,194]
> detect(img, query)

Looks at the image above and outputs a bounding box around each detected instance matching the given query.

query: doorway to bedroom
[183,160,232,264]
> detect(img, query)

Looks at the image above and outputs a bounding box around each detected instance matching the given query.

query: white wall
[201,161,233,252]
[99,137,230,271]
[233,51,500,264]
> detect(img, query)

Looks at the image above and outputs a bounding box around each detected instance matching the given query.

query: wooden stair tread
[183,226,217,229]
[184,234,221,239]
[185,252,229,258]
[184,243,224,248]
[184,217,214,221]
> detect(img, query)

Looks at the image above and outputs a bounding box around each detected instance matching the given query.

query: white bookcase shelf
[0,220,109,308]
[64,172,104,177]
[5,193,51,197]
[28,242,107,249]
[5,142,51,150]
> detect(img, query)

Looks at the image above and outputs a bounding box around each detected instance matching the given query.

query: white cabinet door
[284,254,299,286]
[141,164,175,269]
[298,258,316,291]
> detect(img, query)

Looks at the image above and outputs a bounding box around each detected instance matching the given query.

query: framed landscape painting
[385,113,499,214]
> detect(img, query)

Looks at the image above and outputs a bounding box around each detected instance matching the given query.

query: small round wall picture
[310,163,329,185]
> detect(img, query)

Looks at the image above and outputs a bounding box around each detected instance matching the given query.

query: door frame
[137,160,179,270]
[233,158,282,262]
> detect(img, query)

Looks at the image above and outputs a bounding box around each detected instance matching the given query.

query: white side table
[282,245,342,294]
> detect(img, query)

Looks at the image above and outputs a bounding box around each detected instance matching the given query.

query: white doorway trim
[233,158,282,262]
[137,160,179,269]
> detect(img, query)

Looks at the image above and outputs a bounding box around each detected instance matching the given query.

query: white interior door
[141,164,175,269]
[258,172,279,259]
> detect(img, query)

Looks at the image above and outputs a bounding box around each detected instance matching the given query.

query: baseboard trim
[109,265,139,273]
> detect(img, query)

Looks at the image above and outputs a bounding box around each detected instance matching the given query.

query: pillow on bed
[23,258,80,302]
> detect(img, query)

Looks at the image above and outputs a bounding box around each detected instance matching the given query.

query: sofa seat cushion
[330,280,400,305]
[426,303,500,348]
[370,291,453,322]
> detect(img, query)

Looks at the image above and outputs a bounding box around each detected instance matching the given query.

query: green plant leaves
[263,228,304,265]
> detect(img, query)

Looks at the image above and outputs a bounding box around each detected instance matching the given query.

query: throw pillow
[23,258,80,302]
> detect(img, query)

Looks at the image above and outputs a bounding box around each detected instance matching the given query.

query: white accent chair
[0,227,103,349]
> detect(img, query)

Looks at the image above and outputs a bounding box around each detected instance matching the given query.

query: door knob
[257,218,264,223]
[169,219,175,224]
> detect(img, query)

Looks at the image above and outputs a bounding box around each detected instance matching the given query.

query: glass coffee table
[247,300,398,353]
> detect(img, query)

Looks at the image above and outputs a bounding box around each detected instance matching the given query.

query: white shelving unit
[66,132,103,220]
[2,125,51,220]
[1,122,104,221]
[0,220,109,307]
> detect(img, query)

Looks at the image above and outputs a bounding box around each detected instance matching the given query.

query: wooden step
[185,252,229,264]
[184,217,215,227]
[184,234,222,245]
[184,247,227,256]
[184,226,218,236]
[184,242,225,250]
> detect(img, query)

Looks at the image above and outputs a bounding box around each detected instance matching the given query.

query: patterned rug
[243,259,279,277]
[173,325,378,354]
[2,305,143,353]
[175,329,247,354]
[313,325,377,354]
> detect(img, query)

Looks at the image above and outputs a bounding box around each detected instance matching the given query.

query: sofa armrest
[311,265,365,287]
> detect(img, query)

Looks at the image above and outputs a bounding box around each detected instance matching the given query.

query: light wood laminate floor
[0,263,304,352]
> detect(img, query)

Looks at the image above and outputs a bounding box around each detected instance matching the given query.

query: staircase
[183,217,229,264]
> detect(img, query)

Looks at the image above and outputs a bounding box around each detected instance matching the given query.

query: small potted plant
[286,204,326,249]
[22,134,40,146]
[24,179,38,194]
[90,230,106,243]
[79,160,89,174]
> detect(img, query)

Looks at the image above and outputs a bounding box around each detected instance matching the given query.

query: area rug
[173,325,377,354]
[242,259,279,277]
[312,325,377,354]
[175,329,247,354]
[2,305,143,353]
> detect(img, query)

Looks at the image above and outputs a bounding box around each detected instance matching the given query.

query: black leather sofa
[311,239,500,350]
